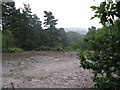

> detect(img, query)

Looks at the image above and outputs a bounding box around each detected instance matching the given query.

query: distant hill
[66,31,84,43]
[64,28,88,34]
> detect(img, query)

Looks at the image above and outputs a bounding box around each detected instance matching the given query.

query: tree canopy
[2,1,72,52]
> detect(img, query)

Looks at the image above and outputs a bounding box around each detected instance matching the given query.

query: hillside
[64,28,88,35]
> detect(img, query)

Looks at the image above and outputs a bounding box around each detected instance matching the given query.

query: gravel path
[2,52,93,88]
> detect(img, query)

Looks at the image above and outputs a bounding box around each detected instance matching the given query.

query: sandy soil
[2,51,93,88]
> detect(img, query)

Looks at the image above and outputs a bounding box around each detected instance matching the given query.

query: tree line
[1,1,85,52]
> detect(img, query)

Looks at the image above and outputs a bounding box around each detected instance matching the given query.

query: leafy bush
[65,46,74,51]
[79,1,120,88]
[9,48,24,52]
[3,48,24,53]
[54,47,64,52]
[2,30,14,49]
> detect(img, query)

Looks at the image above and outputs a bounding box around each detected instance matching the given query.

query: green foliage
[9,48,24,52]
[43,11,60,48]
[2,1,85,52]
[2,1,67,52]
[2,30,14,49]
[82,26,97,50]
[68,42,76,50]
[3,47,24,53]
[44,11,58,27]
[79,1,120,88]
[66,31,84,50]
[66,31,83,43]
[2,2,44,51]
[65,46,74,51]
[58,28,68,47]
[90,1,120,25]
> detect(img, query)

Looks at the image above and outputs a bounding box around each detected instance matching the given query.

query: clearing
[2,51,93,88]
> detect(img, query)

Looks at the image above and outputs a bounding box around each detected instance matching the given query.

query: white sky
[14,0,104,30]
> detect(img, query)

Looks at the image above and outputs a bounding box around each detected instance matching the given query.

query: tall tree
[43,11,60,47]
[2,1,16,31]
[58,28,68,47]
[2,2,43,50]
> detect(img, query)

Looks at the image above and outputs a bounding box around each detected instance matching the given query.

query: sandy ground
[2,51,93,88]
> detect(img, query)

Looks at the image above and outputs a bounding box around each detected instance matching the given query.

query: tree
[2,1,16,31]
[83,26,97,50]
[87,26,96,36]
[43,11,60,47]
[2,1,69,51]
[30,14,44,47]
[2,30,14,49]
[19,5,44,50]
[2,2,43,50]
[66,31,84,50]
[79,1,120,88]
[66,31,83,43]
[58,28,68,47]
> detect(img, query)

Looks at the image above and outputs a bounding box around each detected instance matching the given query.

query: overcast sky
[14,0,104,30]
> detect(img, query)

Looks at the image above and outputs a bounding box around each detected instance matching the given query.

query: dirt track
[2,52,93,88]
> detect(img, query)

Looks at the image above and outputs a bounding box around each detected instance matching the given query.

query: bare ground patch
[2,51,93,88]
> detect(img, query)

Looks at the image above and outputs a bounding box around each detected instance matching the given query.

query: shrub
[78,1,120,88]
[3,48,24,53]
